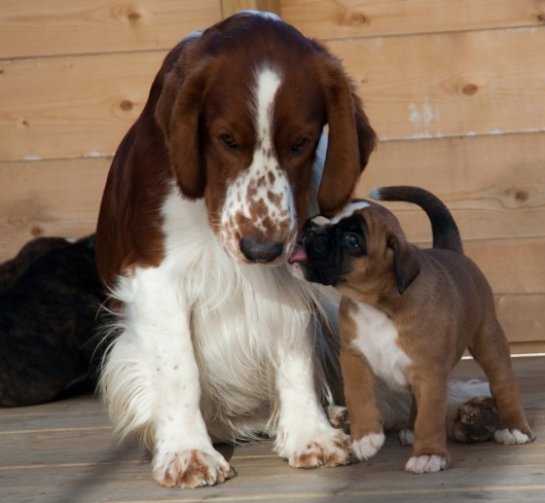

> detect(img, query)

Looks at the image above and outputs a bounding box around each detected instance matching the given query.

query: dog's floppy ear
[315,53,377,215]
[155,47,209,199]
[387,233,420,294]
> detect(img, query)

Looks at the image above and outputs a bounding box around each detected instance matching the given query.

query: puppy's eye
[343,232,361,250]
[290,137,309,154]
[219,133,238,150]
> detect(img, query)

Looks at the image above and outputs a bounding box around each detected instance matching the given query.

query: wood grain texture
[282,0,545,40]
[2,27,544,161]
[0,0,221,59]
[357,132,545,244]
[221,0,281,19]
[0,158,109,257]
[330,26,545,140]
[0,357,543,502]
[510,341,545,355]
[0,52,164,161]
[497,295,545,345]
[464,237,545,295]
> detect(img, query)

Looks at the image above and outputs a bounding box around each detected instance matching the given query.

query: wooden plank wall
[1,1,544,352]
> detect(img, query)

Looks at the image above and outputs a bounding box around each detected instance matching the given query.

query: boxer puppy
[289,186,534,473]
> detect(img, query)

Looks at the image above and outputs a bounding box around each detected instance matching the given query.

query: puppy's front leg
[406,371,449,473]
[273,326,351,468]
[338,298,385,460]
[340,343,385,460]
[101,267,234,488]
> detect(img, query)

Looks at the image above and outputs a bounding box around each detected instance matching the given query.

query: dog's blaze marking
[331,200,370,223]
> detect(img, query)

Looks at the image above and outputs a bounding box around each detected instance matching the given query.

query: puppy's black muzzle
[299,221,345,286]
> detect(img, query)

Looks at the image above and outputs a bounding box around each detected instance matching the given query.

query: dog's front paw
[277,427,352,468]
[494,428,534,445]
[327,405,349,429]
[351,431,385,460]
[152,449,236,488]
[405,454,449,474]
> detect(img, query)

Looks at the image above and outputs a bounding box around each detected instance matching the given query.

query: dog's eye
[290,137,309,154]
[343,232,361,250]
[219,133,238,150]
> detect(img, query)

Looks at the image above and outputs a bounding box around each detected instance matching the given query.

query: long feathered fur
[99,183,337,448]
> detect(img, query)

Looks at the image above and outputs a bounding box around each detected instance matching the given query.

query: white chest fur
[159,188,323,437]
[350,301,412,391]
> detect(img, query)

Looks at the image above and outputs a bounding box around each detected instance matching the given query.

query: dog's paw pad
[152,449,236,488]
[405,454,448,474]
[351,432,385,460]
[494,428,533,445]
[398,429,415,446]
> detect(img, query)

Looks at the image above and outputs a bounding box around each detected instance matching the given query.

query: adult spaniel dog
[96,11,394,488]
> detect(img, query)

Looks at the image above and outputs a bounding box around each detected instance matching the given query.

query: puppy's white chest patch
[350,302,411,391]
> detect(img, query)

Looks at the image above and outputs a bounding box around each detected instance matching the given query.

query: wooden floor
[1,357,544,503]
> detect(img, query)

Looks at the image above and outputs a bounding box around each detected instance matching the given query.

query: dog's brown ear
[315,53,377,215]
[387,233,420,294]
[155,52,209,199]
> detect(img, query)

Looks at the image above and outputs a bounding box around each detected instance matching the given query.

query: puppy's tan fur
[335,195,534,473]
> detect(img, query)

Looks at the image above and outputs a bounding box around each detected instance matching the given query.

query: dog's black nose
[240,238,283,263]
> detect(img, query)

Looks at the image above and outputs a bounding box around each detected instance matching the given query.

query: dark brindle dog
[0,235,106,406]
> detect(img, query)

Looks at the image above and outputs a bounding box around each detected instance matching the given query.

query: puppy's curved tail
[369,186,463,254]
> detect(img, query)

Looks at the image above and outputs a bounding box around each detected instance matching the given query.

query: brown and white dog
[95,11,381,488]
[290,186,534,473]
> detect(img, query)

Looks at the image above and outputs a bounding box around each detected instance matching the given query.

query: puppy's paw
[494,428,534,445]
[327,405,349,429]
[398,428,415,446]
[351,431,385,460]
[405,454,449,474]
[280,427,353,468]
[152,449,236,488]
[453,396,497,443]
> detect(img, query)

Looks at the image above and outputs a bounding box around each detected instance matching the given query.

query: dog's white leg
[101,267,235,488]
[273,327,351,468]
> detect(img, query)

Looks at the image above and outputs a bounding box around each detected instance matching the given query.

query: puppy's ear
[315,52,377,215]
[387,233,420,294]
[155,49,209,199]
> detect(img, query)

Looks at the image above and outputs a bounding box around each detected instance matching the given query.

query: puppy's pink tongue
[289,244,308,264]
